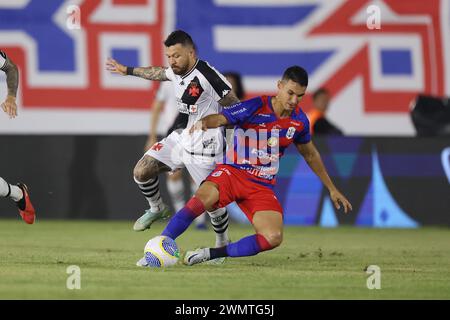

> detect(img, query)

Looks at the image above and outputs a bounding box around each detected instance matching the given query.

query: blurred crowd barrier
[1,135,448,227]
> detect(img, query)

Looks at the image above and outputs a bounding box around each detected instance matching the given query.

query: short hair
[223,72,245,100]
[313,87,330,100]
[164,30,196,50]
[282,66,308,87]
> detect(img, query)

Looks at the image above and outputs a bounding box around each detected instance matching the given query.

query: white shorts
[144,131,221,187]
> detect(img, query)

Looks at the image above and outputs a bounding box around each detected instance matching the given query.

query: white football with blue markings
[144,236,180,268]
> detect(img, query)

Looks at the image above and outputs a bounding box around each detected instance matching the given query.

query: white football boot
[136,256,148,267]
[183,248,211,266]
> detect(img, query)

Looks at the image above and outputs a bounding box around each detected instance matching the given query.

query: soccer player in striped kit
[107,31,239,263]
[157,66,352,265]
[0,50,36,224]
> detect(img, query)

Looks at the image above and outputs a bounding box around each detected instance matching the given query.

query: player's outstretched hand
[189,120,207,134]
[1,95,18,119]
[330,189,352,214]
[106,58,127,75]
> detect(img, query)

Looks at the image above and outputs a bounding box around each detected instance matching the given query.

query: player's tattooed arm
[132,66,169,81]
[218,91,240,107]
[188,91,239,133]
[190,91,239,133]
[1,55,19,118]
[106,58,169,81]
[2,56,19,98]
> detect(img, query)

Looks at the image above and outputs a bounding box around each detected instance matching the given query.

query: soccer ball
[144,235,180,267]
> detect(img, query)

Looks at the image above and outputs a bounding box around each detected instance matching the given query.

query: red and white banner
[0,0,449,135]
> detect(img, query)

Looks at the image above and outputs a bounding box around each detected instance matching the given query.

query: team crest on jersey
[211,170,223,177]
[181,76,204,108]
[268,137,278,147]
[286,127,296,139]
[188,81,201,97]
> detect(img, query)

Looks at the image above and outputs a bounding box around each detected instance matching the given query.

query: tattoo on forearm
[3,59,19,97]
[133,66,168,81]
[219,91,240,107]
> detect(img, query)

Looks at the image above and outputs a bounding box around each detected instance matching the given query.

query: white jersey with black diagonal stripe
[164,59,232,156]
[0,50,8,71]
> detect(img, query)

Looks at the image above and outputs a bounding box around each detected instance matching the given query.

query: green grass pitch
[0,219,449,299]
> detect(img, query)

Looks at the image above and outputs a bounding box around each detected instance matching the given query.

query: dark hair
[313,87,330,100]
[223,72,245,100]
[282,66,308,87]
[164,30,196,50]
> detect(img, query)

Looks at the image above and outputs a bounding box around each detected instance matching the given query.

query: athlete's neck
[271,96,293,118]
[181,58,198,78]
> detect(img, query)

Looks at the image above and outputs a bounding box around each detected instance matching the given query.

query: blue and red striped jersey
[220,95,310,187]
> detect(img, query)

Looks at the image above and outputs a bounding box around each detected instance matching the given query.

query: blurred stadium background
[0,0,449,300]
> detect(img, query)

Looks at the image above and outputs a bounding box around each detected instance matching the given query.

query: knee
[260,231,283,249]
[133,158,157,182]
[194,183,219,211]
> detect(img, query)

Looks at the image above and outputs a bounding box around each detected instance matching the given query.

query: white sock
[134,176,164,213]
[0,177,23,202]
[167,178,185,212]
[207,207,230,247]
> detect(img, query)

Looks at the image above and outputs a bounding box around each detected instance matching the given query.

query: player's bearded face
[166,44,194,75]
[278,80,307,112]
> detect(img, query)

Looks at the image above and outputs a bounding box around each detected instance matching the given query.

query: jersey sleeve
[196,60,232,102]
[221,97,263,126]
[164,67,175,82]
[294,109,312,144]
[0,51,7,71]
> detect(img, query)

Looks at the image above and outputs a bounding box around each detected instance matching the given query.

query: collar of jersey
[268,95,298,119]
[181,59,199,79]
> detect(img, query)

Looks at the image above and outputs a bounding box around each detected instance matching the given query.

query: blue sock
[161,208,196,240]
[225,235,261,257]
[210,234,273,259]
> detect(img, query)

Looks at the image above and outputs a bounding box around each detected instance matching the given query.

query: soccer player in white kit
[106,31,239,253]
[146,81,208,229]
[0,50,36,224]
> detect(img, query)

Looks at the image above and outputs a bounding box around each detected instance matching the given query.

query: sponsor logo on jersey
[189,104,198,114]
[202,137,217,150]
[211,170,223,177]
[250,148,280,162]
[230,107,247,116]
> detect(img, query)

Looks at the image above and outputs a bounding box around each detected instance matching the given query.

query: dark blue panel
[112,49,139,67]
[381,49,412,75]
[176,0,334,77]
